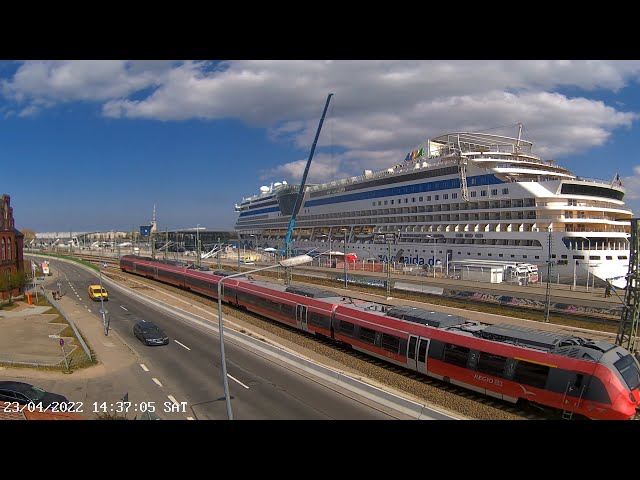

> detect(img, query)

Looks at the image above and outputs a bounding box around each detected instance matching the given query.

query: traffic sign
[103,262,108,268]
[59,338,64,346]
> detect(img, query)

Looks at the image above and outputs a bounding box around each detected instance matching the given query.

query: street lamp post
[341,228,348,288]
[216,254,314,420]
[99,261,108,336]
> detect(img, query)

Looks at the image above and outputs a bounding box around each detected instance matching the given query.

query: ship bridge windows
[561,183,624,201]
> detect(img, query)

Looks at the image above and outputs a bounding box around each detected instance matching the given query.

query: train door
[296,304,308,331]
[153,266,158,280]
[407,335,430,374]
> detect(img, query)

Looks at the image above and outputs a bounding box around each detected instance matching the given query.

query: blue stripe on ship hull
[238,174,503,217]
[239,206,280,217]
[304,174,503,208]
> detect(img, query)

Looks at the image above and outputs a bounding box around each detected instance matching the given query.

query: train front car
[593,344,640,420]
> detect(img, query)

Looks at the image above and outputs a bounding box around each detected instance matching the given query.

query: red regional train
[120,255,640,420]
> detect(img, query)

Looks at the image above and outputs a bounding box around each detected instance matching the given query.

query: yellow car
[88,285,108,301]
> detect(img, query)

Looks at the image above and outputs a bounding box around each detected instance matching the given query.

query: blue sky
[1,60,640,234]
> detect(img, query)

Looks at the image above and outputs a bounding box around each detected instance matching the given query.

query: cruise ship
[234,126,632,288]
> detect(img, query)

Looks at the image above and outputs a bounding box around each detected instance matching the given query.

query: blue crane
[281,93,333,257]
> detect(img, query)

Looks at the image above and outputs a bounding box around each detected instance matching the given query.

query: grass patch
[25,252,98,271]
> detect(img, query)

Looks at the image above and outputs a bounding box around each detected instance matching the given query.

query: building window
[427,196,431,201]
[481,191,487,197]
[470,191,476,197]
[502,188,509,194]
[1,238,4,261]
[443,194,448,200]
[452,193,458,199]
[491,189,497,195]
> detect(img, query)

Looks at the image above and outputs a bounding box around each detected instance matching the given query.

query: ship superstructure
[234,126,632,287]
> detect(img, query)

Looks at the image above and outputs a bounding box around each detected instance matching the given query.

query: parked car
[133,320,169,346]
[88,284,108,301]
[0,381,69,409]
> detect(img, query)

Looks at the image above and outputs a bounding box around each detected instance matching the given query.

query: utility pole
[217,237,222,269]
[342,229,348,288]
[164,228,168,260]
[385,234,394,297]
[196,224,201,268]
[237,238,241,271]
[616,218,640,353]
[544,231,553,323]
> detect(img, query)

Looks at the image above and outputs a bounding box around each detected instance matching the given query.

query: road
[32,257,412,420]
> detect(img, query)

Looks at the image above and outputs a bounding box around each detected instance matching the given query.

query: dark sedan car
[0,381,69,409]
[133,320,169,346]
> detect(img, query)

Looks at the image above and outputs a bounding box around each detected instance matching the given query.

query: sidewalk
[0,290,186,420]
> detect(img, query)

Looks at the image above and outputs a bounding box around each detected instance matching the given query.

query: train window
[339,321,355,336]
[427,340,444,360]
[476,352,508,377]
[581,376,610,404]
[614,354,640,391]
[408,337,417,360]
[513,361,550,389]
[443,343,470,368]
[418,339,429,362]
[359,326,376,344]
[308,312,330,329]
[381,333,400,354]
[280,303,295,316]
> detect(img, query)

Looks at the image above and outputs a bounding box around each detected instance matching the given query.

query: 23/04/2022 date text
[93,401,187,414]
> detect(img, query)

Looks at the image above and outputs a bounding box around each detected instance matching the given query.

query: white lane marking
[140,364,149,372]
[167,395,179,405]
[187,416,194,420]
[152,377,163,387]
[174,340,191,351]
[120,305,128,311]
[227,374,249,389]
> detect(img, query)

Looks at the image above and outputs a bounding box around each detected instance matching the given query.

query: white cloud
[3,59,640,184]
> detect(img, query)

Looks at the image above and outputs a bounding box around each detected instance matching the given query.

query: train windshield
[614,354,640,391]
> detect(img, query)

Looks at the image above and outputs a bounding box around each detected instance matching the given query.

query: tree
[20,229,36,248]
[0,271,29,305]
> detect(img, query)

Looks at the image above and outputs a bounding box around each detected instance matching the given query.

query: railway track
[59,251,621,335]
[39,251,636,420]
[105,267,598,420]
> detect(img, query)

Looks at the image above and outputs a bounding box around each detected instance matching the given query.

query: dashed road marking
[140,364,149,372]
[167,395,179,405]
[186,416,194,420]
[120,305,128,311]
[152,378,163,387]
[228,374,249,389]
[174,340,191,351]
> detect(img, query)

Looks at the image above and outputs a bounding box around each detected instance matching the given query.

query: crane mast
[282,93,333,285]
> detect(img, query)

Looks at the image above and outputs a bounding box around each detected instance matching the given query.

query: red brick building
[1,194,25,297]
